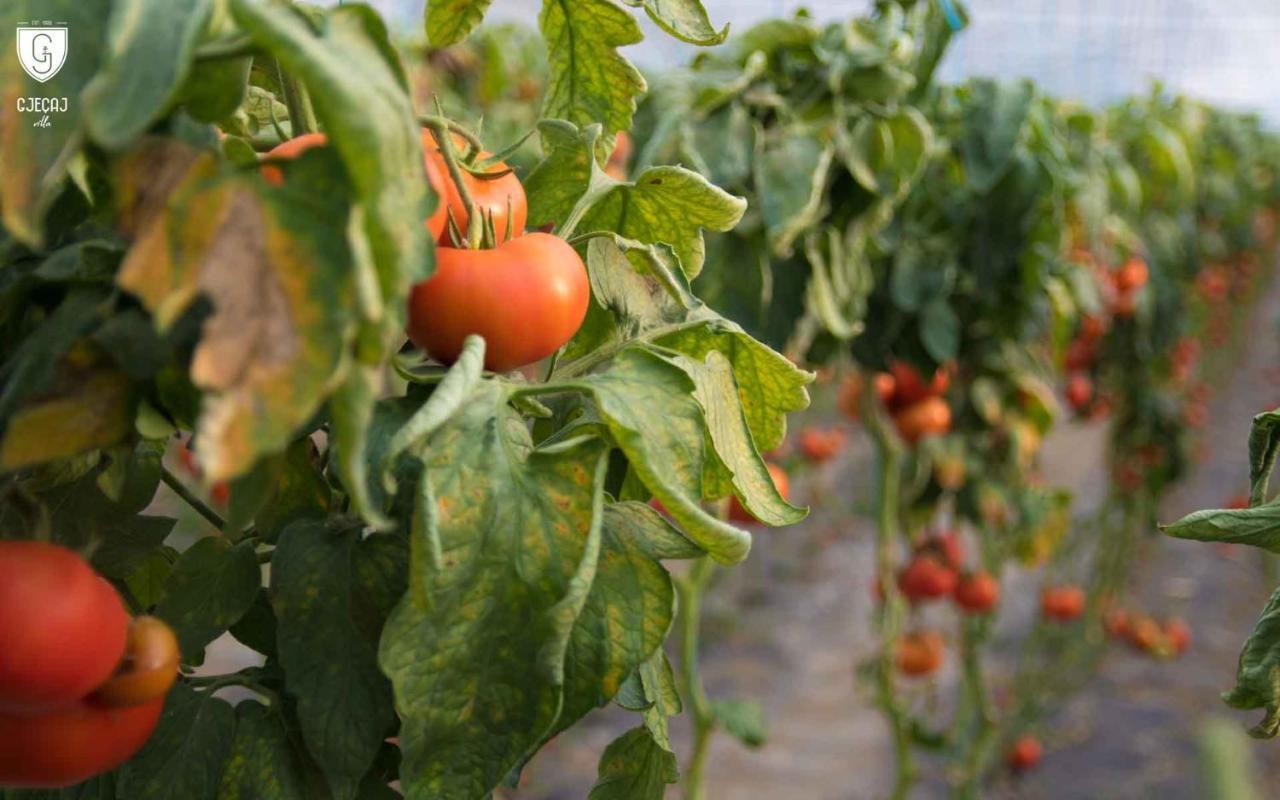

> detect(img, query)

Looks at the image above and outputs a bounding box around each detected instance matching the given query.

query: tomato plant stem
[676,557,717,800]
[422,120,484,247]
[159,466,226,534]
[276,64,318,137]
[864,393,915,800]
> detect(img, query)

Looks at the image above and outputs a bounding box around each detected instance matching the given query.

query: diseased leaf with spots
[1223,587,1280,738]
[272,520,404,800]
[118,683,236,800]
[155,536,260,665]
[633,0,729,46]
[217,702,308,800]
[378,382,610,800]
[425,0,493,46]
[588,726,678,800]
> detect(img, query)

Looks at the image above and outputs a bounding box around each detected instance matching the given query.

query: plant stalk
[160,466,227,534]
[676,557,717,800]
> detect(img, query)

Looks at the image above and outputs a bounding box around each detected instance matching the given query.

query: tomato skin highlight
[0,542,129,715]
[0,695,165,788]
[407,233,590,372]
[728,462,790,524]
[92,616,181,709]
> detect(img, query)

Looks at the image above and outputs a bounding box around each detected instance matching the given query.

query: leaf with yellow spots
[378,381,611,800]
[272,519,406,800]
[217,701,309,800]
[114,138,356,483]
[552,501,700,740]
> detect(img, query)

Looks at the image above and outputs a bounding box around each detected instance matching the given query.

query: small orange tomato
[92,616,181,709]
[1040,584,1085,622]
[895,631,944,677]
[1113,257,1149,292]
[953,571,1000,614]
[1006,735,1042,772]
[797,426,846,463]
[1163,617,1191,656]
[897,555,958,602]
[892,396,952,444]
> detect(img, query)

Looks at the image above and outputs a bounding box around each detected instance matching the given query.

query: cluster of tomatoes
[1103,608,1191,658]
[264,128,589,373]
[1062,314,1108,418]
[889,532,1000,677]
[0,542,180,788]
[838,361,953,444]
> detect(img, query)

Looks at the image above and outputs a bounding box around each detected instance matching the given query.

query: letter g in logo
[16,26,68,83]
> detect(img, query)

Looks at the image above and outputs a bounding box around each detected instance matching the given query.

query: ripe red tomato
[895,631,944,677]
[897,555,958,602]
[915,531,965,570]
[0,542,129,715]
[0,695,165,788]
[1006,735,1042,772]
[1078,314,1106,342]
[892,396,951,444]
[797,426,846,463]
[953,571,1000,614]
[1103,608,1130,640]
[406,233,589,372]
[728,462,790,524]
[1064,372,1093,411]
[92,617,180,709]
[887,361,949,408]
[1040,584,1085,622]
[1113,257,1149,292]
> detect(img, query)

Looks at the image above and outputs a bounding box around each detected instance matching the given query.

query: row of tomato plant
[621,3,1280,796]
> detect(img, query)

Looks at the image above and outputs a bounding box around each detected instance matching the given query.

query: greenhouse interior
[4,0,1280,798]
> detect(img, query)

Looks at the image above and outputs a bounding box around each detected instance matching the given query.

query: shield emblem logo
[17,27,68,83]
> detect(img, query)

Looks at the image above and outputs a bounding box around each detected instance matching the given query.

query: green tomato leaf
[124,548,178,611]
[631,0,728,46]
[838,107,933,198]
[378,382,610,800]
[229,589,278,660]
[1223,587,1280,738]
[156,536,260,665]
[919,297,960,362]
[118,684,236,800]
[272,520,404,800]
[526,121,745,280]
[217,701,309,800]
[82,0,214,149]
[0,370,133,470]
[753,130,834,257]
[540,0,646,159]
[115,140,354,483]
[91,515,176,581]
[960,78,1034,193]
[424,0,493,47]
[1248,408,1280,505]
[711,698,767,748]
[0,0,112,245]
[553,502,699,737]
[1163,502,1280,552]
[230,0,433,324]
[587,727,679,800]
[247,438,332,542]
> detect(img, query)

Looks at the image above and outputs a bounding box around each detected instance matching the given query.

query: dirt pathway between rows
[514,269,1280,800]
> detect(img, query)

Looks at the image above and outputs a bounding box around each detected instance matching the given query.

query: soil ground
[509,272,1280,799]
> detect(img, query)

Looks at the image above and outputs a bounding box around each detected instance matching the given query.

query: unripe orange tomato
[1006,735,1042,772]
[892,396,951,444]
[797,426,846,463]
[407,233,589,372]
[92,616,180,709]
[1127,615,1162,652]
[1113,257,1149,292]
[953,571,1000,614]
[728,462,790,524]
[0,695,165,788]
[897,555,958,602]
[1040,584,1085,622]
[895,631,944,677]
[0,542,129,715]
